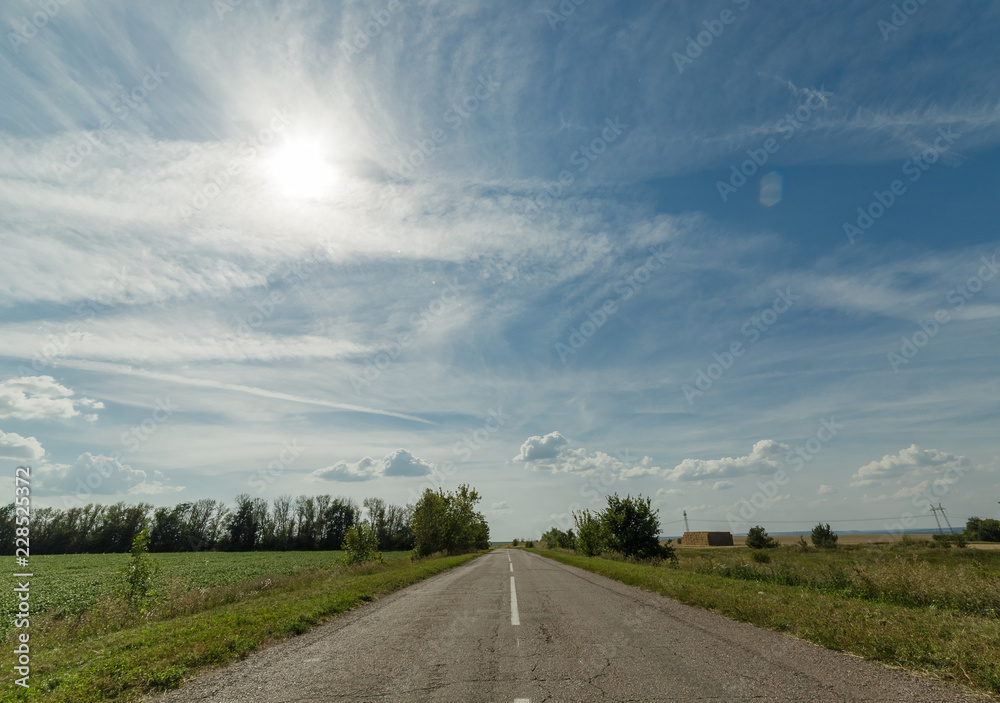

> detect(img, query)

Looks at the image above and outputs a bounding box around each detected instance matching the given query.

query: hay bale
[682,531,734,546]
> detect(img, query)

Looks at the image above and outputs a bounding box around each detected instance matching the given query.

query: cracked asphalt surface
[150,549,986,702]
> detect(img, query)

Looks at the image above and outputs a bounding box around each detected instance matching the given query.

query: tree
[541,526,576,549]
[342,523,382,565]
[573,509,605,556]
[811,522,838,549]
[410,485,490,557]
[321,497,358,550]
[964,516,1000,542]
[745,525,779,549]
[599,494,674,562]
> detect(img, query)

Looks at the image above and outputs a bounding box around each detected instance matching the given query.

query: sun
[265,139,338,198]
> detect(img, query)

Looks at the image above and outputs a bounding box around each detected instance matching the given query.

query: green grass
[0,550,408,638]
[0,550,481,702]
[529,544,1000,697]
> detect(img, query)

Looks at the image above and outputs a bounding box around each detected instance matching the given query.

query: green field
[1,550,408,639]
[0,550,479,702]
[529,542,1000,697]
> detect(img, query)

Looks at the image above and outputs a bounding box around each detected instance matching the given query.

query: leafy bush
[599,494,675,562]
[524,540,534,548]
[117,529,160,616]
[342,523,382,565]
[541,527,576,550]
[745,525,779,549]
[750,549,772,563]
[511,538,520,546]
[932,533,967,549]
[573,509,605,556]
[811,522,838,549]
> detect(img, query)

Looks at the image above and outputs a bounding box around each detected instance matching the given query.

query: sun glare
[266,139,338,198]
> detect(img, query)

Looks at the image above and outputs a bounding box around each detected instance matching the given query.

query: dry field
[673,532,1000,549]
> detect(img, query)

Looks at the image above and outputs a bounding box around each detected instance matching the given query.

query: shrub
[511,538,520,547]
[796,535,810,552]
[573,509,606,557]
[599,494,675,563]
[750,550,771,564]
[525,540,534,548]
[745,525,779,549]
[811,523,838,549]
[342,523,382,565]
[117,529,160,616]
[932,533,967,548]
[541,527,576,550]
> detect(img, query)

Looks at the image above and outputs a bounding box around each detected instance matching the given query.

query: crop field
[0,550,408,639]
[1,550,479,702]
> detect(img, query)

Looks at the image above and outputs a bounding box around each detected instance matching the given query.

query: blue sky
[1,0,998,539]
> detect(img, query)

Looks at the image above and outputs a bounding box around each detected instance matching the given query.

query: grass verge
[529,547,1000,698]
[2,552,482,703]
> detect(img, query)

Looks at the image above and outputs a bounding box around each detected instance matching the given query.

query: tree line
[1,484,492,556]
[0,494,414,555]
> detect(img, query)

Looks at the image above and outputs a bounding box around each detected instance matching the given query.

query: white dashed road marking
[510,576,520,626]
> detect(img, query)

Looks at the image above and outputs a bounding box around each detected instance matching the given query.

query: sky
[1,0,998,540]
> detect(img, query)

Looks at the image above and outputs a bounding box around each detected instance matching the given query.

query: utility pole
[938,503,955,534]
[683,510,690,532]
[930,504,946,534]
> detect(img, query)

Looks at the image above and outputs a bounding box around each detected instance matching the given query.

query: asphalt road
[152,549,985,702]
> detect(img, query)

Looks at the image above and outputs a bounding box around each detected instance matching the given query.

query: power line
[676,515,972,525]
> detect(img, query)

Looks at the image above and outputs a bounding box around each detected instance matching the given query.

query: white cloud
[712,481,735,491]
[0,376,102,422]
[311,449,434,482]
[0,430,45,461]
[514,431,659,477]
[36,452,182,495]
[514,431,568,462]
[666,440,789,481]
[817,484,836,495]
[851,445,960,486]
[382,449,434,477]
